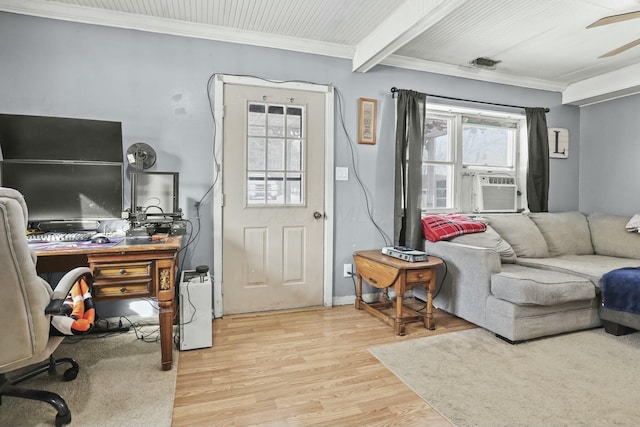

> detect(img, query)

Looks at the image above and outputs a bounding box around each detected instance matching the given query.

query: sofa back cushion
[528,211,594,257]
[588,212,640,259]
[483,214,549,258]
[448,225,517,263]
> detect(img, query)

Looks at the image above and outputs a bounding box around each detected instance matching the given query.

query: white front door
[218,81,329,315]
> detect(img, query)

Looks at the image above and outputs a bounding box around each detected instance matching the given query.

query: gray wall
[579,93,640,216]
[0,12,580,301]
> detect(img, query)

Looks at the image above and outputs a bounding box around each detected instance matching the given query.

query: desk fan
[587,11,640,58]
[126,142,156,171]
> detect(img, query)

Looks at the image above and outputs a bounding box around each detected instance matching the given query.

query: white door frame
[212,74,334,317]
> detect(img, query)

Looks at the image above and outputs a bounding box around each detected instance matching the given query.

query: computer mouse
[90,234,111,244]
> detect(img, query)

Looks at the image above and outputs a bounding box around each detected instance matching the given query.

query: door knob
[313,211,323,219]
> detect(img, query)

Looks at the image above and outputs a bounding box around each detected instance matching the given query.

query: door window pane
[287,139,302,171]
[268,106,285,137]
[267,139,285,170]
[266,172,284,204]
[247,172,266,205]
[247,138,265,170]
[287,107,303,138]
[286,172,303,204]
[248,104,266,136]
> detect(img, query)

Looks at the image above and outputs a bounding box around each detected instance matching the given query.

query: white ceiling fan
[587,11,640,58]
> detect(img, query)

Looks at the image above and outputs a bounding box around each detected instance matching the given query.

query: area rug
[1,327,177,427]
[369,327,640,427]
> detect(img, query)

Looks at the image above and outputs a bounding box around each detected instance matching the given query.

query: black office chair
[0,187,90,426]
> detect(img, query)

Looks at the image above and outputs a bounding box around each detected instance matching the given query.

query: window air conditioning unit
[473,174,518,213]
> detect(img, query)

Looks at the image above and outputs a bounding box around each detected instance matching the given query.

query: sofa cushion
[483,214,549,258]
[491,264,595,305]
[528,211,594,257]
[448,225,517,263]
[588,212,640,259]
[516,255,640,288]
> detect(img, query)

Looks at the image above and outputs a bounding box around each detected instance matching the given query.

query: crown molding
[0,0,354,59]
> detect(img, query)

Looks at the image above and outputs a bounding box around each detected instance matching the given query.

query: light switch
[335,167,349,181]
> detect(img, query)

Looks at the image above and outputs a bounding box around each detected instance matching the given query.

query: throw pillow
[449,225,517,263]
[421,214,487,242]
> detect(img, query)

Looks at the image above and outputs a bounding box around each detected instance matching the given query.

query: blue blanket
[601,267,640,315]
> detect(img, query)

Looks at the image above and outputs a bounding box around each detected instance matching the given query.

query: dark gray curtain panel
[394,90,426,248]
[525,107,550,212]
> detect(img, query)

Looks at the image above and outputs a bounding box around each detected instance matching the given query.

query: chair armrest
[45,298,68,315]
[50,267,92,301]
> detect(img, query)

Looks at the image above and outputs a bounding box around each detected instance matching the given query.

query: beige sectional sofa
[423,211,640,342]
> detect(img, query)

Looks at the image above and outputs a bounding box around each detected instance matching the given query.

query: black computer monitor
[0,160,123,228]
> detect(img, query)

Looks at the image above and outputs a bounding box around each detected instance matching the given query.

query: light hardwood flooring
[173,302,475,426]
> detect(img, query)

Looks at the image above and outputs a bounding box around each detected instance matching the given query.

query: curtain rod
[390,87,550,113]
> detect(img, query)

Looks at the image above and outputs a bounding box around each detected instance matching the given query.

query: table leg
[159,300,173,371]
[355,274,363,310]
[394,282,405,336]
[424,278,435,330]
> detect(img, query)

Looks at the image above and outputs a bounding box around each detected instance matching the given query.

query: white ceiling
[2,0,640,105]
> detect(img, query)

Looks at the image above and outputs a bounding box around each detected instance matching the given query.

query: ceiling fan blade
[587,10,640,28]
[599,38,640,58]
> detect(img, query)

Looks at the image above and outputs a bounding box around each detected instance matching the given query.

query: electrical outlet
[343,263,353,277]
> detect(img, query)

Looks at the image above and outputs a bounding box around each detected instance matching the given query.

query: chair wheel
[55,412,71,426]
[63,366,79,382]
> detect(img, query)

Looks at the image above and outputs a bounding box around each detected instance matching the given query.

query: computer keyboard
[26,232,95,243]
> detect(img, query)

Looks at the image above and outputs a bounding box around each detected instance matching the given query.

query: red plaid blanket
[421,214,487,242]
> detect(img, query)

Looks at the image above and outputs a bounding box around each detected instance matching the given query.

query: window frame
[422,103,527,214]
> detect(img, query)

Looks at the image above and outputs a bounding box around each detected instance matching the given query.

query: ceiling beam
[352,0,467,73]
[562,62,640,106]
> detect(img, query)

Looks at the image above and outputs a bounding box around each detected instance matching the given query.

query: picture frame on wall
[358,98,377,144]
[548,127,569,158]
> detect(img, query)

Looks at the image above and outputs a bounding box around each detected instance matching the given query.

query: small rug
[369,327,640,427]
[1,327,177,427]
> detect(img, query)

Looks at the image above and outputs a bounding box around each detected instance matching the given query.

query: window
[422,105,526,213]
[246,103,305,206]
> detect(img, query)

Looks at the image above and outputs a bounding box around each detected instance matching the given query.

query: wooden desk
[353,250,443,335]
[33,236,182,371]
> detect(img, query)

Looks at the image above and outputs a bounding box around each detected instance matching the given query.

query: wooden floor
[172,302,475,426]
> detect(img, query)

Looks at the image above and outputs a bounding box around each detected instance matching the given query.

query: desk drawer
[93,279,153,298]
[406,269,434,284]
[93,261,152,279]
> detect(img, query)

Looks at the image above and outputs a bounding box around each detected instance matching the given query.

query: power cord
[334,86,392,247]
